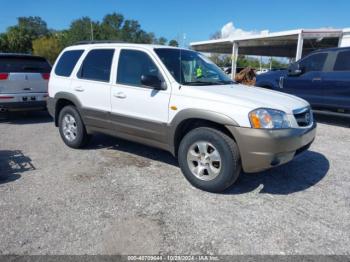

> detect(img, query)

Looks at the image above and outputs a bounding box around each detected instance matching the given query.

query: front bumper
[227,122,317,173]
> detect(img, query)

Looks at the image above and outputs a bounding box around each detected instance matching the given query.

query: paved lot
[0,112,349,255]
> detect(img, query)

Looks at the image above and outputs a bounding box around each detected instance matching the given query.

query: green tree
[0,13,168,55]
[18,16,49,37]
[6,26,32,53]
[66,17,99,44]
[99,13,124,40]
[156,37,167,45]
[120,20,138,42]
[0,33,9,52]
[32,36,62,64]
[6,16,49,53]
[168,39,179,47]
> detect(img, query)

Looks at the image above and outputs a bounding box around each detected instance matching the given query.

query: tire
[58,105,89,148]
[178,127,241,193]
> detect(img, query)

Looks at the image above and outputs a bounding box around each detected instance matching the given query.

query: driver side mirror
[288,63,303,76]
[141,74,166,90]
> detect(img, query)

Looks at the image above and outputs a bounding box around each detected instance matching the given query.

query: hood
[256,69,287,82]
[182,83,308,114]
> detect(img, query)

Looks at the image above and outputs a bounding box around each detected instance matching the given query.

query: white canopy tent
[190,29,344,79]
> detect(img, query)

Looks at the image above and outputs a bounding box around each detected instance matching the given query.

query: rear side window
[0,56,51,73]
[55,50,84,77]
[117,49,162,87]
[78,49,114,82]
[299,53,327,73]
[334,50,350,71]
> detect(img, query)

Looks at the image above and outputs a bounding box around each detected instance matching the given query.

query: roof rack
[73,40,125,45]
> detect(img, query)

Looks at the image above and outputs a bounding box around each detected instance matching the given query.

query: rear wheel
[58,105,89,148]
[178,127,241,193]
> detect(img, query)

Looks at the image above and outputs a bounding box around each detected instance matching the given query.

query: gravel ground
[0,111,349,255]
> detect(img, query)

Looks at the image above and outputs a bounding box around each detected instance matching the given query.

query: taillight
[0,96,14,99]
[41,73,50,80]
[0,73,9,80]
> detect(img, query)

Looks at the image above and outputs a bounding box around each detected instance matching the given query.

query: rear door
[0,55,51,94]
[70,48,115,127]
[282,52,328,107]
[321,49,350,112]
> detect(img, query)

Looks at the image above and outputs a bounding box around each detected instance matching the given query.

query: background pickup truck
[256,47,350,117]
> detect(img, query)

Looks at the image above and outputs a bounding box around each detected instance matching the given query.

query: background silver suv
[0,53,51,113]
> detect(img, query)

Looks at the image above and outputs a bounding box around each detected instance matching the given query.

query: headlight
[249,108,291,129]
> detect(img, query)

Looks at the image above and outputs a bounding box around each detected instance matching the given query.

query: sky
[1,0,350,44]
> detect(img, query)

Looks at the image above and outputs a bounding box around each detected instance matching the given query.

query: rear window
[55,50,84,77]
[0,56,51,73]
[334,50,350,71]
[78,49,114,82]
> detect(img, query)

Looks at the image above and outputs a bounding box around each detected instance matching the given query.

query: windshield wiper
[183,81,223,86]
[214,80,235,84]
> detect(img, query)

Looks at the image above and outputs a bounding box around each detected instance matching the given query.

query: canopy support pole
[231,42,238,80]
[296,32,304,61]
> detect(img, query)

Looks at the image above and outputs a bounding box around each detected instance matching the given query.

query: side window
[55,50,84,77]
[299,53,327,73]
[117,49,163,87]
[78,49,114,82]
[334,51,350,71]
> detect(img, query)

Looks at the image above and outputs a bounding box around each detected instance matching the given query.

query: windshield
[154,48,234,86]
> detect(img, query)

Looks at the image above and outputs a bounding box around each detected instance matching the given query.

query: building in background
[191,28,350,78]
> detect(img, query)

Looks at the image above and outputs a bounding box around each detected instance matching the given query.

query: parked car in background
[256,47,350,117]
[256,68,269,75]
[0,53,51,113]
[47,42,316,192]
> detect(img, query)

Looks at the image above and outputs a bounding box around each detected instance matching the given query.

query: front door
[282,52,328,107]
[110,48,171,146]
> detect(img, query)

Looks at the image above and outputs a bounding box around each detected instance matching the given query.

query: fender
[167,108,239,155]
[54,92,83,109]
[48,92,83,126]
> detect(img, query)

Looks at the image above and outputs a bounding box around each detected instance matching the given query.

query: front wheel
[178,127,241,193]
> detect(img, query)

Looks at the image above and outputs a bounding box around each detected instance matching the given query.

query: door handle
[114,92,127,99]
[312,77,322,82]
[74,86,85,92]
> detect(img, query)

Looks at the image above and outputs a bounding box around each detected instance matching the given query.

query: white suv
[47,42,316,192]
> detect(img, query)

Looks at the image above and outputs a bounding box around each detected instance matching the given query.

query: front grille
[293,107,313,127]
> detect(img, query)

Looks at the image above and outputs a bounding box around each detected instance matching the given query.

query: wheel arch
[53,92,83,127]
[169,109,239,156]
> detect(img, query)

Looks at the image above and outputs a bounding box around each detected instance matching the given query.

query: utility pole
[90,21,94,41]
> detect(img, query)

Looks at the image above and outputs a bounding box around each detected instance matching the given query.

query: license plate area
[22,96,36,102]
